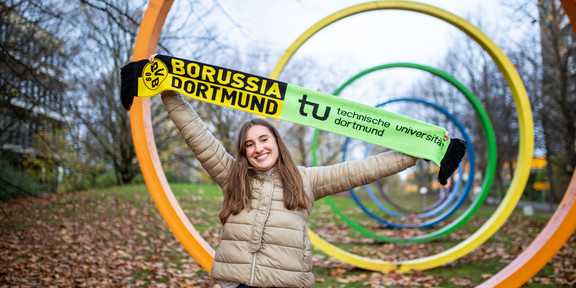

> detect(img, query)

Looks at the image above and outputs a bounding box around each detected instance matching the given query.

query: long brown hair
[219,118,309,224]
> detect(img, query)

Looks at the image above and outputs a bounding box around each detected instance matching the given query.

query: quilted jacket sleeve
[162,93,234,187]
[304,151,417,201]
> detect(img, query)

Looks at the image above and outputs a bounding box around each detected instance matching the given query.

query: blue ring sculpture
[343,97,475,228]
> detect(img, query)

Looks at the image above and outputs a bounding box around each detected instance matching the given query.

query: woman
[154,50,450,288]
[161,89,444,287]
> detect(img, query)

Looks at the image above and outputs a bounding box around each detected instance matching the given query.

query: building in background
[0,3,68,193]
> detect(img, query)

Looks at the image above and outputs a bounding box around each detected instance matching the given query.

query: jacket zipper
[250,252,257,284]
[249,171,275,285]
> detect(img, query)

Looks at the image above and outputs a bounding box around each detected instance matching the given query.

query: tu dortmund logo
[143,59,168,90]
[298,94,331,121]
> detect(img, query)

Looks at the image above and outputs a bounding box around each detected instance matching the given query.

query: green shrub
[0,158,41,201]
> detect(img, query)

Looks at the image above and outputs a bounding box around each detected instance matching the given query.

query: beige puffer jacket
[163,94,417,288]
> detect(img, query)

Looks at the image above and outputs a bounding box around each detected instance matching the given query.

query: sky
[177,0,513,94]
[207,0,505,63]
[162,0,529,111]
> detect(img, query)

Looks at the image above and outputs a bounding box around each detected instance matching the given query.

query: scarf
[121,55,465,185]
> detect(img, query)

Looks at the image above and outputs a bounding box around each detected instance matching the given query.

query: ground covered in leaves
[1,184,575,287]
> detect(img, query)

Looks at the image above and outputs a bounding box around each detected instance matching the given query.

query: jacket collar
[249,166,277,175]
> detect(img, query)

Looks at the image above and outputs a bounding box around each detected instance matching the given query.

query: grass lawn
[1,183,574,287]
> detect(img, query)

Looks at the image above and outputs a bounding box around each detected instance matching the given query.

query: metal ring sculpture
[270,1,530,272]
[372,158,462,218]
[319,97,471,241]
[373,155,462,217]
[331,64,475,219]
[367,156,464,219]
[130,0,576,287]
[316,63,480,231]
[334,97,474,229]
[375,167,460,216]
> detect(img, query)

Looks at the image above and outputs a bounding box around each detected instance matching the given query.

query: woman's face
[244,125,279,171]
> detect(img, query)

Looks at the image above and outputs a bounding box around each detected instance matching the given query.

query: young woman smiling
[153,50,447,288]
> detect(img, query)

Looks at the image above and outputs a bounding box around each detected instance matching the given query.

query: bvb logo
[142,59,168,90]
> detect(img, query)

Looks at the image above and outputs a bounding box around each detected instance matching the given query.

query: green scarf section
[121,55,465,185]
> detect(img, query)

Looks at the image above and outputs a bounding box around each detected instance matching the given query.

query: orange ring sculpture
[128,0,215,273]
[129,0,576,285]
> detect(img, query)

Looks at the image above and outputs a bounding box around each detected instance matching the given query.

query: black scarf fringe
[437,138,467,185]
[120,59,148,111]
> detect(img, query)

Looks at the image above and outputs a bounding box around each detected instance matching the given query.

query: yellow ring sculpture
[269,1,533,272]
